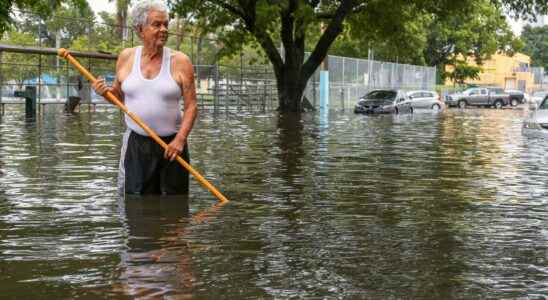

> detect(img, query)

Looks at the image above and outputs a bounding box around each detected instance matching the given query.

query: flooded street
[1,105,547,298]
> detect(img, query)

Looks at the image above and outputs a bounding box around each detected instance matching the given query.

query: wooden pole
[58,48,229,203]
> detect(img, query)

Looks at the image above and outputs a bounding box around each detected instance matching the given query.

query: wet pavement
[0,105,547,298]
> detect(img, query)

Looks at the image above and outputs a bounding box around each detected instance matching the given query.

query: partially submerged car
[530,91,548,108]
[445,87,510,108]
[523,95,548,132]
[354,89,413,114]
[407,90,444,110]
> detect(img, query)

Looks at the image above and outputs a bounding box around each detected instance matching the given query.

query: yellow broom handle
[58,48,229,203]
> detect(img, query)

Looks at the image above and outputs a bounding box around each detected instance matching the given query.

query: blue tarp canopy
[22,73,115,85]
[23,73,58,85]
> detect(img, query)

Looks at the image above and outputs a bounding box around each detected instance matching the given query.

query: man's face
[140,10,169,47]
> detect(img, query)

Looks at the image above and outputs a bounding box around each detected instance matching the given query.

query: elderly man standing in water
[93,0,198,195]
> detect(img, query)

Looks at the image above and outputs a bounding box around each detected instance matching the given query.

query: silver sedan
[407,90,444,110]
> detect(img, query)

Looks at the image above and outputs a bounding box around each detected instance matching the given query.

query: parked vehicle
[445,87,510,108]
[407,90,444,110]
[523,95,548,132]
[354,89,413,114]
[504,89,527,106]
[530,91,548,107]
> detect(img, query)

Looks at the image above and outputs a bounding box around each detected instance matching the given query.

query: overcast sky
[508,17,525,35]
[89,0,115,15]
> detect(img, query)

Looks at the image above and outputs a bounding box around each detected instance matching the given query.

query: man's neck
[142,44,163,60]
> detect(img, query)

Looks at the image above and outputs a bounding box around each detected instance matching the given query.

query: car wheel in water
[432,104,441,111]
[494,100,503,109]
[458,100,466,109]
[511,98,518,106]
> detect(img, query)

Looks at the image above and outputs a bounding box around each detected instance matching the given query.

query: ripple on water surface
[0,106,547,298]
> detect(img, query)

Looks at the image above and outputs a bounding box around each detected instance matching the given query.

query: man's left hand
[165,135,186,161]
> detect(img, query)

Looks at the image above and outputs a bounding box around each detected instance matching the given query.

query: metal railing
[1,9,438,113]
[304,55,437,110]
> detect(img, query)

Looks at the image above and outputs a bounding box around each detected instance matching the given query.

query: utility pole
[319,21,329,111]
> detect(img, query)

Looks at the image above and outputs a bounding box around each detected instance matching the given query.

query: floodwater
[0,105,547,299]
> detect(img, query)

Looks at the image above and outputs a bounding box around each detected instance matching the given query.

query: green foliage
[0,30,38,85]
[448,60,482,85]
[0,0,91,35]
[168,0,548,110]
[328,3,431,64]
[502,0,548,20]
[521,25,548,70]
[423,0,522,83]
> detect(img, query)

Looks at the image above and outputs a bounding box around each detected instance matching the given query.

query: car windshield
[363,90,397,100]
[540,98,548,110]
[533,91,548,97]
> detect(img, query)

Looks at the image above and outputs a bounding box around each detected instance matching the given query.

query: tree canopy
[2,0,548,112]
[170,0,548,111]
[0,0,90,34]
[424,0,522,83]
[521,24,548,71]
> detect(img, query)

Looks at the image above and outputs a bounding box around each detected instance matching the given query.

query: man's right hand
[92,77,111,96]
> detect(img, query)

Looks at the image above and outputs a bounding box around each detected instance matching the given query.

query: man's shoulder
[169,49,192,65]
[119,47,137,59]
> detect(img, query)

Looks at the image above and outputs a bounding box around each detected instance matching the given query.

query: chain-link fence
[194,64,278,112]
[1,9,437,113]
[0,9,279,113]
[532,67,547,92]
[303,55,437,110]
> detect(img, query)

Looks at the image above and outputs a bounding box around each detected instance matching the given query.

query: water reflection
[275,113,305,193]
[1,105,548,298]
[114,195,230,299]
[113,195,192,298]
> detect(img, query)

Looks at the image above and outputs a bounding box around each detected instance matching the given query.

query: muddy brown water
[0,105,547,299]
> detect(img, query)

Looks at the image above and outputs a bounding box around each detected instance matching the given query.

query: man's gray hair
[131,0,169,29]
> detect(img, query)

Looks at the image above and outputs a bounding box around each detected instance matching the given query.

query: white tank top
[121,46,182,137]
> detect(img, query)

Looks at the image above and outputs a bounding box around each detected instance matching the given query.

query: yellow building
[446,52,535,92]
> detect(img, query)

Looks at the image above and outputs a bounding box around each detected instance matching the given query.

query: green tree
[327,3,431,65]
[41,2,95,48]
[172,0,479,112]
[0,0,89,34]
[170,0,548,112]
[424,0,522,84]
[108,0,131,39]
[521,24,548,70]
[0,30,38,86]
[447,60,482,85]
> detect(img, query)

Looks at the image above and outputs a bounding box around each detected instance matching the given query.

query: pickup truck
[505,89,527,106]
[445,87,510,109]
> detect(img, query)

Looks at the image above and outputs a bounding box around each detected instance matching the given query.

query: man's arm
[165,52,198,161]
[176,53,198,143]
[92,48,131,102]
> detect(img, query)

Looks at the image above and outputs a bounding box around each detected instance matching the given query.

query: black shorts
[119,130,189,195]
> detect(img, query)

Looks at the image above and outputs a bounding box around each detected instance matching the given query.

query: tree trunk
[116,0,129,40]
[276,65,307,112]
[436,63,447,84]
[176,17,182,51]
[196,35,203,90]
[274,44,326,112]
[240,0,353,113]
